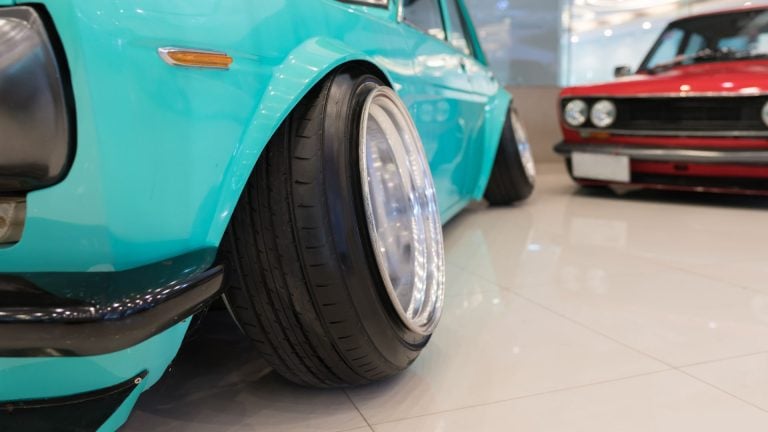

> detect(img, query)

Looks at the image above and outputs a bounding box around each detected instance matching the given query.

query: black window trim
[443,0,475,58]
[397,0,484,63]
[337,0,390,9]
[398,0,449,41]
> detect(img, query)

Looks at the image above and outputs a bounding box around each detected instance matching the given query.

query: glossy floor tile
[684,352,768,411]
[345,280,665,424]
[512,268,768,367]
[371,371,768,432]
[125,164,768,431]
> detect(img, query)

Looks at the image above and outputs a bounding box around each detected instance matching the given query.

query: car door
[396,0,486,217]
[439,0,497,198]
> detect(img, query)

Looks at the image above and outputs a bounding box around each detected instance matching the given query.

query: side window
[444,0,473,56]
[718,35,749,51]
[645,28,685,69]
[402,0,446,40]
[682,33,706,64]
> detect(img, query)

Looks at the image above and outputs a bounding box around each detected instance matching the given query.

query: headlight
[564,99,588,127]
[0,6,71,193]
[590,99,617,128]
[762,101,768,127]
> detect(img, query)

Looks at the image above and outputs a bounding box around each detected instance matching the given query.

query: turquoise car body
[0,0,511,429]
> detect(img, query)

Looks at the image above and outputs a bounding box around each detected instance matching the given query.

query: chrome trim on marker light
[157,47,232,69]
[337,0,389,7]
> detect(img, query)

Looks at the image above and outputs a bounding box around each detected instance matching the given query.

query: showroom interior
[126,1,768,430]
[2,0,768,431]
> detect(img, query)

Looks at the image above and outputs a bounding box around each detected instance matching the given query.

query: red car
[555,6,768,195]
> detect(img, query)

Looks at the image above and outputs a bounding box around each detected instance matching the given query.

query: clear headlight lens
[564,99,588,127]
[762,101,768,127]
[0,198,25,245]
[359,87,445,336]
[0,6,70,193]
[590,99,617,129]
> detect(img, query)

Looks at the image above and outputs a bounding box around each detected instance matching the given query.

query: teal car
[0,0,535,430]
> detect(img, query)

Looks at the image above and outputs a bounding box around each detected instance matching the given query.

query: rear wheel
[484,108,536,205]
[219,68,445,387]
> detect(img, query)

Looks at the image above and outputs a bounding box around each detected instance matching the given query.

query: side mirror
[614,65,632,78]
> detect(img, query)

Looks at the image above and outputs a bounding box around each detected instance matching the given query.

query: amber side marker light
[588,131,612,140]
[158,47,233,70]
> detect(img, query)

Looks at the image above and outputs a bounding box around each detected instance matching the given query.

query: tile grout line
[367,369,671,428]
[457,259,768,372]
[513,288,768,415]
[342,388,375,432]
[676,368,768,415]
[458,264,768,417]
[677,349,768,369]
[509,290,675,365]
[456,263,674,366]
[637,255,768,297]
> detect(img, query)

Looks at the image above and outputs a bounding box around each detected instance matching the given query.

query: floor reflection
[124,165,768,431]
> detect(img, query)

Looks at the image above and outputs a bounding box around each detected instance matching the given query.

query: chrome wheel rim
[511,110,536,183]
[359,87,445,336]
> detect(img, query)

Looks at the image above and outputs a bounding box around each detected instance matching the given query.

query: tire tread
[220,73,407,387]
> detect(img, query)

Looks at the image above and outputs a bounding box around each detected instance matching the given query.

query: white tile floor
[124,164,768,431]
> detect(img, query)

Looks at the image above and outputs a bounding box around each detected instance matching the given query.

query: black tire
[218,68,432,388]
[484,109,535,205]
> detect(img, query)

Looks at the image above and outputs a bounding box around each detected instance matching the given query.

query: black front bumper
[0,249,224,357]
[1,372,146,432]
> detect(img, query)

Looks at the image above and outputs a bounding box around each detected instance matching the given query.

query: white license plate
[572,152,630,183]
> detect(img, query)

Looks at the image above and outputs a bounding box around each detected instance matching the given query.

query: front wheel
[484,108,536,205]
[219,68,446,387]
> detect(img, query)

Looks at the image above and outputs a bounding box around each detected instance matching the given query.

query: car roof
[670,5,768,25]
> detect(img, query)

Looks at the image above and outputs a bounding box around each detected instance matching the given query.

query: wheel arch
[204,37,395,245]
[471,89,513,199]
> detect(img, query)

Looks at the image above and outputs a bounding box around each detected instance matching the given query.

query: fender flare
[205,37,394,243]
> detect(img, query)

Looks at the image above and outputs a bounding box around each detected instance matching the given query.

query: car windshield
[639,9,768,73]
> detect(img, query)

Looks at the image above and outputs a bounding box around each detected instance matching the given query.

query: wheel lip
[511,110,537,184]
[358,86,445,336]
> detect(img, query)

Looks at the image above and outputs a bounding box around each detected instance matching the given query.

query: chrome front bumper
[554,142,768,165]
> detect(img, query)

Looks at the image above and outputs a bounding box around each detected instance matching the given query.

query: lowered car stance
[555,6,768,195]
[0,0,535,430]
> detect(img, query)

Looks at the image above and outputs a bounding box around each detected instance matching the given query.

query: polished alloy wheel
[511,110,536,183]
[359,87,445,335]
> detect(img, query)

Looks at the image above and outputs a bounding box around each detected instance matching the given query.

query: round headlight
[591,99,617,128]
[762,101,768,127]
[564,99,589,127]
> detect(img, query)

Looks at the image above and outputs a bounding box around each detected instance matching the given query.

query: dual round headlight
[564,100,589,128]
[564,99,617,129]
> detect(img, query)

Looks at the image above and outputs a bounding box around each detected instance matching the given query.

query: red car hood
[562,60,768,97]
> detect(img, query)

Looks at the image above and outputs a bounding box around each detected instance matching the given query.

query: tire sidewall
[504,109,535,197]
[320,69,432,363]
